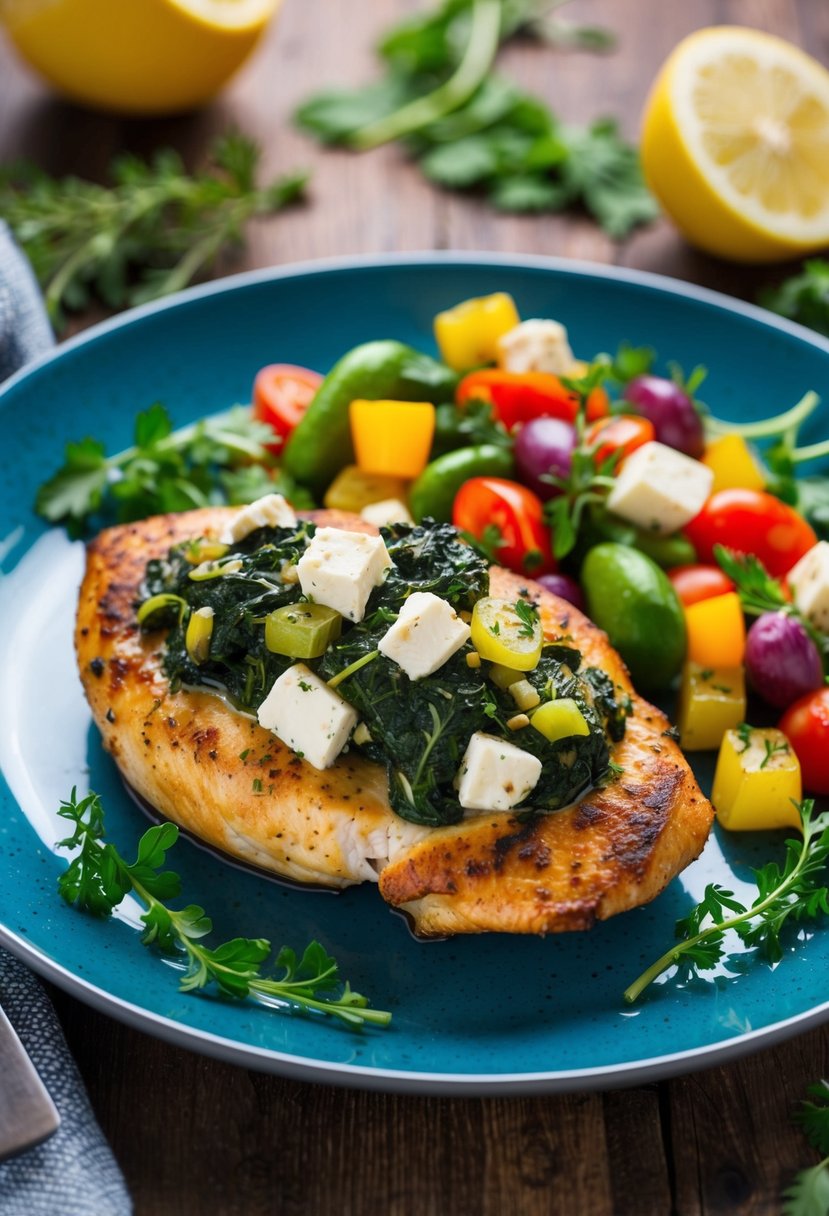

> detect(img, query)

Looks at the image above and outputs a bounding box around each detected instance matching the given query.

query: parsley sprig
[57,789,390,1028]
[762,259,829,339]
[295,0,656,237]
[0,132,307,329]
[34,401,313,537]
[784,1082,829,1216]
[623,800,829,1004]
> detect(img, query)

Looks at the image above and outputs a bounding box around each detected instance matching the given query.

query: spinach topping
[142,520,626,827]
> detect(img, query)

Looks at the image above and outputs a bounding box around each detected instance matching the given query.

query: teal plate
[1,253,828,1095]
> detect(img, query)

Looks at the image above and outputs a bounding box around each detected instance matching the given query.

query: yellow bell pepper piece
[684,591,746,669]
[531,698,590,742]
[677,661,746,751]
[472,598,543,670]
[712,726,802,831]
[434,293,521,371]
[350,399,435,479]
[702,434,766,493]
[323,465,409,513]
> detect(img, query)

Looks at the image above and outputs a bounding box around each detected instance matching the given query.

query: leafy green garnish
[783,1082,829,1216]
[0,133,307,329]
[623,800,829,1004]
[35,402,314,537]
[295,0,656,238]
[762,259,829,338]
[57,788,390,1028]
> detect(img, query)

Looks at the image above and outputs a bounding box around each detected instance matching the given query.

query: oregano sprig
[624,800,829,1004]
[57,789,391,1029]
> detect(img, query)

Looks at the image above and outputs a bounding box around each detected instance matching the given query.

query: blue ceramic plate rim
[2,250,829,1096]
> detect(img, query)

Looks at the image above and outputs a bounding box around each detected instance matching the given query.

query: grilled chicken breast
[76,507,713,936]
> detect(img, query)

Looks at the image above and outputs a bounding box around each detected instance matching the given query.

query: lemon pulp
[1,0,280,115]
[641,27,829,262]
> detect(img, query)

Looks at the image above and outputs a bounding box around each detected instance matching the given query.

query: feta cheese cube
[496,319,575,375]
[360,498,413,527]
[297,526,392,623]
[606,441,714,536]
[788,541,829,632]
[220,493,297,544]
[378,591,471,679]
[455,732,542,812]
[257,663,357,770]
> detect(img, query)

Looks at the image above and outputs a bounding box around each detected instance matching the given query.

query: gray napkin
[0,222,132,1215]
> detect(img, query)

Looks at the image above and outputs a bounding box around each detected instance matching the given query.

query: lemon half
[641,26,829,262]
[1,0,280,115]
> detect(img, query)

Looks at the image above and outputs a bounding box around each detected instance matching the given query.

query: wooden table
[2,2,828,1212]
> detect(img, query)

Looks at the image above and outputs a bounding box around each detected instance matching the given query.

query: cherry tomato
[253,364,323,449]
[667,564,735,607]
[453,477,555,577]
[456,370,609,431]
[684,489,818,578]
[585,413,655,468]
[779,688,829,795]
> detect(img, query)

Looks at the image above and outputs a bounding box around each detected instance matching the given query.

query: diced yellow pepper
[677,661,746,751]
[712,727,802,831]
[434,293,521,371]
[350,399,435,479]
[685,591,746,669]
[531,698,591,742]
[702,434,766,493]
[323,465,409,513]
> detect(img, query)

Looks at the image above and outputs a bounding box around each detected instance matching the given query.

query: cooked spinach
[142,520,623,826]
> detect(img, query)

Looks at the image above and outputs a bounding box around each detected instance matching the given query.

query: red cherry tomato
[253,364,323,449]
[684,489,817,578]
[667,564,735,607]
[453,477,555,577]
[585,413,655,468]
[779,688,829,795]
[456,370,609,431]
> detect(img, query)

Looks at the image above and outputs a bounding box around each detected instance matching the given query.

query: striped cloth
[0,223,132,1216]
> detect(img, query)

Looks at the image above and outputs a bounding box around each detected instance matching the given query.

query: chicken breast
[76,507,713,936]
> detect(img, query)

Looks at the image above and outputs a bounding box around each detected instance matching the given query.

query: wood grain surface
[2,2,829,1213]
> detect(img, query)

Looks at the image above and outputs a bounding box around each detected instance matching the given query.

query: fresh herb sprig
[34,400,313,537]
[623,800,829,1004]
[784,1082,829,1216]
[762,259,829,339]
[57,789,390,1028]
[0,132,307,328]
[295,0,656,237]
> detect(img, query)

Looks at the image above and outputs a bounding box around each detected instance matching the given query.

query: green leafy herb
[783,1082,829,1216]
[0,133,307,329]
[57,788,390,1028]
[35,402,314,537]
[513,597,539,638]
[295,0,655,237]
[761,736,790,769]
[735,722,753,753]
[762,259,829,338]
[623,800,829,1005]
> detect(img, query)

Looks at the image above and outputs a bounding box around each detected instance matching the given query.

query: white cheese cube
[360,498,413,527]
[455,732,542,813]
[788,541,829,632]
[257,663,357,770]
[606,441,714,536]
[496,319,575,375]
[220,493,297,544]
[297,526,392,623]
[378,591,471,680]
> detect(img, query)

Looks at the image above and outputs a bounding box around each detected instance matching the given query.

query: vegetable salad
[253,290,829,824]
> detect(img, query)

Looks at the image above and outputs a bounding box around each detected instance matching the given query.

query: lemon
[0,0,280,115]
[641,27,829,262]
